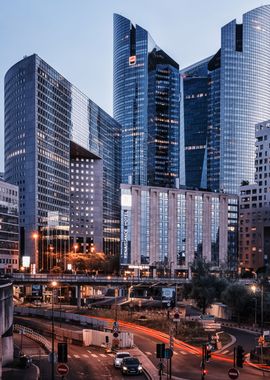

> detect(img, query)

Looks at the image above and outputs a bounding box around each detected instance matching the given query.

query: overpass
[11,273,190,286]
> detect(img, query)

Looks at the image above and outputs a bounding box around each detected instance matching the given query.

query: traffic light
[236,345,245,368]
[156,343,165,358]
[201,368,208,377]
[205,345,212,362]
[58,342,68,363]
[105,336,109,343]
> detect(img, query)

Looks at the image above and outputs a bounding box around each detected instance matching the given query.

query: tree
[189,258,228,313]
[221,283,252,323]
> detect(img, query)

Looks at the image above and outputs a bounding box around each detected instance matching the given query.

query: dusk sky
[0,0,267,171]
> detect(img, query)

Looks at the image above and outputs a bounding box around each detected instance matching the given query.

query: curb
[215,334,236,354]
[32,363,40,380]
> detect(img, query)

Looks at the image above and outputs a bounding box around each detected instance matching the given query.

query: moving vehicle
[121,357,143,375]
[114,352,131,368]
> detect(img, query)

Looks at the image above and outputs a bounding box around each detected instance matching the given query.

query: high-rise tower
[113,14,180,187]
[207,5,270,194]
[5,55,120,270]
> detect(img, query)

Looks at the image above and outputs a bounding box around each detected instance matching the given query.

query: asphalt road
[14,312,270,380]
[122,323,270,380]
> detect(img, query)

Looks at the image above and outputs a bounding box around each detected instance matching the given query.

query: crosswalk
[145,350,188,357]
[68,349,195,360]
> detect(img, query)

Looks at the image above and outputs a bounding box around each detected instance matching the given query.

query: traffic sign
[164,348,173,359]
[57,363,69,376]
[228,368,239,379]
[173,313,180,322]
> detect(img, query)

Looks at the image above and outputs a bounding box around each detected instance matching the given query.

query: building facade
[180,57,210,189]
[113,14,180,187]
[120,184,238,276]
[239,120,270,271]
[0,180,19,273]
[5,54,120,270]
[207,5,270,194]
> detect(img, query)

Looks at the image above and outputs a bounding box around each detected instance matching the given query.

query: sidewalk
[2,363,39,380]
[2,333,42,380]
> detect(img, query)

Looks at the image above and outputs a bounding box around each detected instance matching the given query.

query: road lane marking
[68,355,72,359]
[145,351,152,355]
[73,354,80,358]
[87,350,92,354]
[83,354,89,358]
[173,351,178,355]
[100,354,107,357]
[180,351,187,355]
[91,354,98,358]
[108,353,114,357]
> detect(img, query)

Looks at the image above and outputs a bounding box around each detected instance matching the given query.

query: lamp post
[251,285,257,327]
[261,284,264,335]
[51,281,57,380]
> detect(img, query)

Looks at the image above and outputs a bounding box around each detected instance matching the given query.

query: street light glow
[51,281,58,287]
[251,285,257,294]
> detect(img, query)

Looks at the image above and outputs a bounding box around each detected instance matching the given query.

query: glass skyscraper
[207,5,270,194]
[113,14,180,188]
[5,55,120,270]
[180,57,211,189]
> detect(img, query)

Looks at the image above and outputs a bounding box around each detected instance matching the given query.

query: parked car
[121,357,143,375]
[114,352,131,368]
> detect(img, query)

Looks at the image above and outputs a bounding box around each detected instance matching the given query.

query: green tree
[221,283,252,323]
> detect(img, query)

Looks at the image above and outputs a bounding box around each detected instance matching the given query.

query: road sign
[57,363,69,376]
[228,368,239,379]
[48,352,57,363]
[164,348,173,359]
[173,313,180,322]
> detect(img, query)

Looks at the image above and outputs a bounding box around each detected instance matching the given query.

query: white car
[114,352,131,368]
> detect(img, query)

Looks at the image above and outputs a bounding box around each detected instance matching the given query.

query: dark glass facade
[5,55,120,269]
[207,5,270,194]
[113,14,180,187]
[181,58,210,189]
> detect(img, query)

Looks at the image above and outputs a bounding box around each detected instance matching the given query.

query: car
[114,352,131,368]
[121,357,143,375]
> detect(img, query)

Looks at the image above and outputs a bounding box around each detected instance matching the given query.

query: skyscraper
[207,5,270,194]
[5,55,120,270]
[113,14,180,187]
[180,57,211,189]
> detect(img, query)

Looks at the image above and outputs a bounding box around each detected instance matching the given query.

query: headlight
[123,366,127,370]
[138,365,142,371]
[115,360,120,364]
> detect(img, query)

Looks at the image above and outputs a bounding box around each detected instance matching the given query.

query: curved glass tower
[208,5,270,194]
[113,14,180,187]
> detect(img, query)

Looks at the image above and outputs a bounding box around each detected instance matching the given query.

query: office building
[180,57,210,189]
[207,5,270,194]
[113,14,180,187]
[120,184,238,276]
[239,120,270,271]
[0,179,19,273]
[5,54,120,270]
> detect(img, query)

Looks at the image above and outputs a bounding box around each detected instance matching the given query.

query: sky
[0,0,268,172]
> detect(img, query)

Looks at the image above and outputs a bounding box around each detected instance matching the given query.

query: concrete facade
[239,120,270,270]
[120,185,238,276]
[0,281,14,378]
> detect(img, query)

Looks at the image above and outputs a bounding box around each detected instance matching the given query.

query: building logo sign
[129,56,136,65]
[123,209,129,261]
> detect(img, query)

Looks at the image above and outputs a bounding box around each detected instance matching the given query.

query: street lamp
[251,285,257,327]
[51,280,58,380]
[251,283,264,333]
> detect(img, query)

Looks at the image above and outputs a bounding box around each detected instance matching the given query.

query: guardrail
[11,273,190,285]
[14,323,51,352]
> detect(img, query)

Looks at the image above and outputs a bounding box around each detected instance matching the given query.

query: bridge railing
[11,273,190,284]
